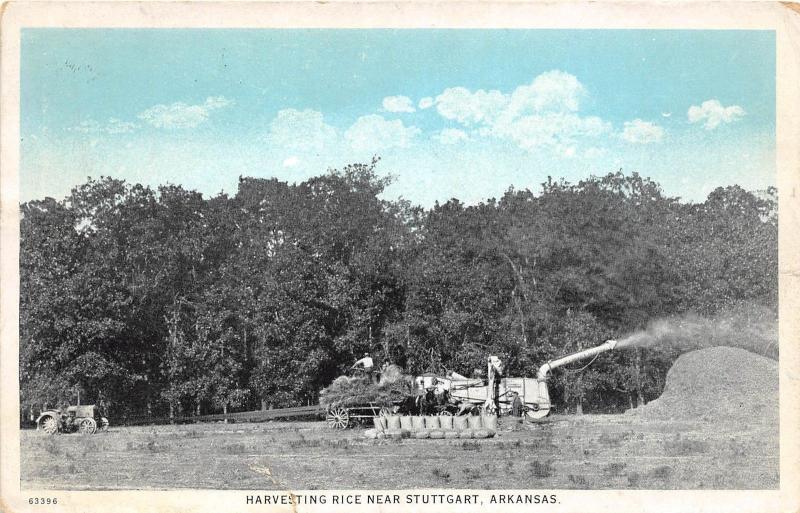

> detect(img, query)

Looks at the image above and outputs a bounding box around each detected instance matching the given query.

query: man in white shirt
[352,353,376,383]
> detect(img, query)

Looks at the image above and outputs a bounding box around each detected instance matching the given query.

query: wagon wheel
[437,410,453,416]
[40,416,58,435]
[100,417,110,431]
[326,408,350,430]
[78,417,97,435]
[379,406,392,417]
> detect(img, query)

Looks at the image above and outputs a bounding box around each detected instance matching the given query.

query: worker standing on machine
[352,352,376,383]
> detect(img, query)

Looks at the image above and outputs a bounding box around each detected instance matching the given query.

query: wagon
[325,403,394,429]
[320,371,415,429]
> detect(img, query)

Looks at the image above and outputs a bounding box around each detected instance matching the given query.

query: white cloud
[267,109,338,152]
[428,70,612,153]
[68,118,139,135]
[282,156,300,168]
[489,112,611,150]
[687,99,745,130]
[344,115,421,151]
[382,95,416,113]
[584,147,607,159]
[504,70,586,117]
[105,118,138,134]
[621,119,665,144]
[138,96,234,129]
[418,97,434,110]
[435,87,507,125]
[434,70,587,129]
[435,128,469,145]
[204,96,233,110]
[67,120,102,134]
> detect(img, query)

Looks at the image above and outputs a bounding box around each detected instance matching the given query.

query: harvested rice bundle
[379,364,405,384]
[482,414,498,431]
[400,416,414,430]
[473,429,493,439]
[423,416,439,430]
[386,429,405,440]
[319,373,416,409]
[386,415,402,430]
[439,416,454,430]
[467,415,483,430]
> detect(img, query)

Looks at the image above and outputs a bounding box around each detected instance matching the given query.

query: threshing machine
[417,339,620,418]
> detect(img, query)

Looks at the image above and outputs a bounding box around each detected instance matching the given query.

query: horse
[397,394,419,415]
[415,388,437,415]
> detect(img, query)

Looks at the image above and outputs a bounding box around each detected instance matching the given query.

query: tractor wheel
[326,408,350,430]
[78,418,97,435]
[40,416,58,435]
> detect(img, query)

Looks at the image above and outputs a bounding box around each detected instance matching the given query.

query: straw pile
[379,364,404,384]
[633,346,778,423]
[319,374,416,408]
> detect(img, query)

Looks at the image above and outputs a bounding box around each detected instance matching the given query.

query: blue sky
[21,29,775,205]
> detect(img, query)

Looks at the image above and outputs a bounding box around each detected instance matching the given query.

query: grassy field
[20,414,778,490]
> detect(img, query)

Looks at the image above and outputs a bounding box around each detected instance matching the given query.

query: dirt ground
[20,414,778,490]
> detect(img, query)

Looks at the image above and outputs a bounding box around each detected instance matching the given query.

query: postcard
[1,2,799,512]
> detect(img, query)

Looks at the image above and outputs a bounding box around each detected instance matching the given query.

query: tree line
[19,160,778,418]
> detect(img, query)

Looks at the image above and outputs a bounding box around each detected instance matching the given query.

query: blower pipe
[537,339,619,380]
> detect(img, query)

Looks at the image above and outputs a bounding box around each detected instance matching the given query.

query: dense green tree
[19,166,778,417]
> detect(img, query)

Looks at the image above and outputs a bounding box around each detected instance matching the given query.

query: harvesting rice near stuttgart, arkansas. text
[244,492,557,506]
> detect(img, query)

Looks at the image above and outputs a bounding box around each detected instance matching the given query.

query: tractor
[36,404,109,435]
